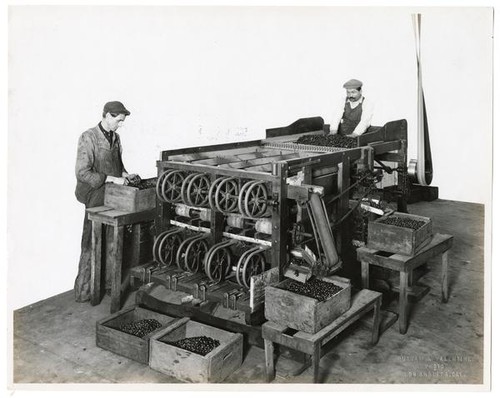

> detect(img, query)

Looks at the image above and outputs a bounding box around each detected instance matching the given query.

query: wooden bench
[87,206,156,313]
[357,233,453,334]
[262,289,382,383]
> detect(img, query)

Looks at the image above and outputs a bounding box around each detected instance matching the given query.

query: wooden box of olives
[96,305,177,364]
[104,178,157,212]
[264,275,351,334]
[367,212,433,255]
[149,318,243,383]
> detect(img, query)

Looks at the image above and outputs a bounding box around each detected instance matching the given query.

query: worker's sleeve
[330,97,345,133]
[352,99,375,136]
[75,133,106,189]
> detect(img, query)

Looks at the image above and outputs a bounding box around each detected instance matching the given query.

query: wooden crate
[96,305,177,364]
[149,318,243,383]
[264,275,351,334]
[367,212,433,255]
[104,179,156,212]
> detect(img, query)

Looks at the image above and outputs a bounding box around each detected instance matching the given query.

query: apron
[338,98,364,135]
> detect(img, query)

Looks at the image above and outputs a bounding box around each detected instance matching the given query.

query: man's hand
[127,174,141,184]
[124,174,141,186]
[106,176,126,185]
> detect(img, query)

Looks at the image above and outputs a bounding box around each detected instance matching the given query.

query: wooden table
[262,289,382,383]
[357,233,453,334]
[87,206,156,313]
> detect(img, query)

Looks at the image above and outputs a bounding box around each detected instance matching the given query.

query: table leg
[130,224,141,268]
[371,297,381,345]
[441,250,449,303]
[90,221,103,306]
[312,343,321,383]
[110,225,124,313]
[361,261,370,289]
[399,271,410,334]
[264,339,275,383]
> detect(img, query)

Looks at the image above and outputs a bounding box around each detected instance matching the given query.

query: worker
[330,79,374,136]
[73,101,140,302]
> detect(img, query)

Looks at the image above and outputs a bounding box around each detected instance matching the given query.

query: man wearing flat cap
[74,101,140,302]
[330,79,374,136]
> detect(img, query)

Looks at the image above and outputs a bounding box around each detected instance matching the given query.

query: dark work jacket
[75,124,126,205]
[338,98,364,135]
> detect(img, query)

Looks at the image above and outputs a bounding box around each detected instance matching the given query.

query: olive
[284,277,343,301]
[119,318,163,338]
[168,336,221,356]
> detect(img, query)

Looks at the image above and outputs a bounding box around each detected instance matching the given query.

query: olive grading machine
[134,117,408,329]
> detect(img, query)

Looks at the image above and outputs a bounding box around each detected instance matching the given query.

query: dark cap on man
[103,101,131,116]
[343,79,363,90]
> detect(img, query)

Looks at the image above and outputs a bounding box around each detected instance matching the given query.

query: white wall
[8,6,493,310]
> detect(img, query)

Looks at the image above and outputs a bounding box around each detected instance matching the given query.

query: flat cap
[103,101,130,116]
[343,79,363,89]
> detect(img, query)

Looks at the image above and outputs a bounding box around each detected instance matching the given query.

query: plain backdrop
[7,6,492,310]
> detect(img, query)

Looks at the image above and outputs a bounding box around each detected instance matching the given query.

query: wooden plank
[271,162,289,280]
[241,164,273,173]
[190,149,287,166]
[284,147,362,170]
[161,140,263,159]
[369,140,401,155]
[371,297,381,344]
[265,117,325,139]
[171,146,267,163]
[110,226,124,313]
[157,160,277,181]
[264,339,275,382]
[405,234,453,269]
[442,250,449,303]
[375,153,405,163]
[87,206,112,214]
[220,152,304,170]
[299,289,381,343]
[263,130,324,143]
[90,221,103,306]
[399,271,410,334]
[88,208,157,227]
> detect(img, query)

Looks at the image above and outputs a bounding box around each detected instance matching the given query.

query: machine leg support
[264,339,275,383]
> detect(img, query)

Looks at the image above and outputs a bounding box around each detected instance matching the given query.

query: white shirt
[330,95,375,136]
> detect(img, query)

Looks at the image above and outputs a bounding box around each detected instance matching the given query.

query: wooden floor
[12,200,485,386]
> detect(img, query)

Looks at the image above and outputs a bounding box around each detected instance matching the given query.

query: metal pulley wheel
[180,173,198,205]
[242,181,269,218]
[160,170,185,203]
[185,173,211,207]
[214,177,240,213]
[155,170,170,202]
[155,229,183,267]
[235,246,267,289]
[208,176,226,212]
[175,234,202,271]
[184,237,209,273]
[152,230,170,263]
[241,250,266,289]
[237,180,256,216]
[204,241,235,283]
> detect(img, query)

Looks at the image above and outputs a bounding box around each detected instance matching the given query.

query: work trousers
[74,187,105,302]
